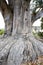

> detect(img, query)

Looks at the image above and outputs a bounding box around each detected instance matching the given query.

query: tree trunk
[3,9,13,36]
[12,0,32,35]
[0,0,43,65]
[12,0,22,35]
[0,0,13,36]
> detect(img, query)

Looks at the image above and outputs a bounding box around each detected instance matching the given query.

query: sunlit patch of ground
[21,56,43,65]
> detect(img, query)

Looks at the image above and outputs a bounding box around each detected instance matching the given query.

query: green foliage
[41,23,43,29]
[32,9,36,15]
[41,17,43,29]
[38,32,43,38]
[38,17,43,38]
[32,31,40,39]
[41,17,43,22]
[33,0,43,8]
[0,29,5,35]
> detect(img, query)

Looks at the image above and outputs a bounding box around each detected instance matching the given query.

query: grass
[32,31,43,39]
[32,31,40,39]
[0,29,5,35]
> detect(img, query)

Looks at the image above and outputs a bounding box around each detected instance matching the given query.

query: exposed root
[0,34,43,65]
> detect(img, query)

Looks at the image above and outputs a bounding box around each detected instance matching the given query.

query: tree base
[0,34,43,65]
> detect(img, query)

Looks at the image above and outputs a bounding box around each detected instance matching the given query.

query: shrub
[38,32,43,38]
[0,29,5,35]
[41,17,43,22]
[41,17,43,30]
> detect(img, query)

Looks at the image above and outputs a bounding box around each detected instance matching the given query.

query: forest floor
[21,55,43,65]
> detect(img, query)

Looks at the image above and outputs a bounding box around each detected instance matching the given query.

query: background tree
[31,0,43,23]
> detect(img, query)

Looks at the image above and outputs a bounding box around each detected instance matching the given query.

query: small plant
[38,32,43,38]
[0,29,5,35]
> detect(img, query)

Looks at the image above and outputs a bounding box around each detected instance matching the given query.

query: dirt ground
[21,56,43,65]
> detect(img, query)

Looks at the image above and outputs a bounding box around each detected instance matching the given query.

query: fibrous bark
[0,0,43,65]
[12,0,31,35]
[0,0,13,36]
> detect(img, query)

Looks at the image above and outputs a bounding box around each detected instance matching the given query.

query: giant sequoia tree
[0,0,43,65]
